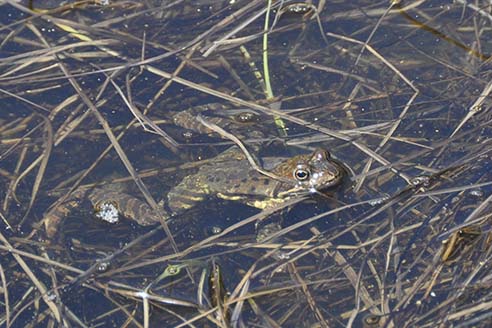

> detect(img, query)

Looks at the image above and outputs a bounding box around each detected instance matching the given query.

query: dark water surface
[1,0,492,327]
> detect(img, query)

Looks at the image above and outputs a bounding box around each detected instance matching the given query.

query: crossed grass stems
[1,0,492,327]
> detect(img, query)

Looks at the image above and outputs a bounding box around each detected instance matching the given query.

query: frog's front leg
[166,174,209,215]
[44,188,89,237]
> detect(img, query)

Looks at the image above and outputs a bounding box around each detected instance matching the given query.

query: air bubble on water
[276,252,290,260]
[46,291,57,301]
[210,226,222,234]
[411,176,430,187]
[369,197,387,206]
[97,261,111,273]
[469,189,484,198]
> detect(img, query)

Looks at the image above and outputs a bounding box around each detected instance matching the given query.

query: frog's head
[292,149,344,192]
[271,148,346,198]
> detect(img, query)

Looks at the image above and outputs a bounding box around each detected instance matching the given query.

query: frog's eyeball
[294,165,311,181]
[313,149,331,161]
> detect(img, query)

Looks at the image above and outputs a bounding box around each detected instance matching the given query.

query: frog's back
[166,147,282,213]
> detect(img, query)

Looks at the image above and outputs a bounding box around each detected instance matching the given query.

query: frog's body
[167,146,344,212]
[44,104,345,236]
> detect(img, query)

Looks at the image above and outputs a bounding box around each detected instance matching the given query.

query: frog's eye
[312,149,331,161]
[294,165,311,181]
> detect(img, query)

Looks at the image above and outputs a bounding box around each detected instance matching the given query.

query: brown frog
[44,104,345,236]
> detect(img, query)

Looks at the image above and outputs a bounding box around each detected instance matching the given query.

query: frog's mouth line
[276,184,331,198]
[276,177,345,199]
[276,189,312,198]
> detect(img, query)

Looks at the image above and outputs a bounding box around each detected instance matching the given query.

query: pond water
[1,0,492,327]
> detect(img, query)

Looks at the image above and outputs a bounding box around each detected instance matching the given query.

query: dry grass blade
[0,244,82,274]
[18,116,53,227]
[0,39,118,68]
[144,42,202,112]
[259,198,378,244]
[0,87,51,113]
[56,60,181,253]
[2,144,28,216]
[247,298,281,328]
[63,226,160,291]
[110,75,178,150]
[0,231,61,323]
[288,262,330,327]
[200,0,266,57]
[2,0,492,326]
[354,1,398,66]
[107,197,306,277]
[144,64,394,172]
[454,0,492,22]
[196,114,287,181]
[0,264,10,327]
[450,79,492,138]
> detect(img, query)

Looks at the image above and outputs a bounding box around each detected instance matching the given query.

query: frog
[44,103,346,237]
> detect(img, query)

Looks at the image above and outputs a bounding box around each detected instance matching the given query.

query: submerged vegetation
[1,0,492,326]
